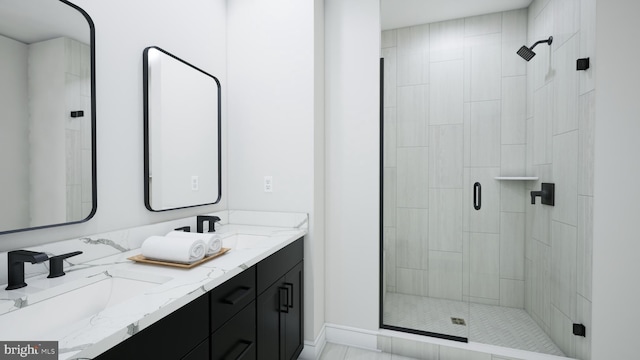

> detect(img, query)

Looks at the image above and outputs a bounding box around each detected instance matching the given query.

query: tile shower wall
[524,0,594,358]
[382,10,529,307]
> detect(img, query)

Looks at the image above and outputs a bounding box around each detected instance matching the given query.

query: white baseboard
[298,324,327,360]
[324,323,379,351]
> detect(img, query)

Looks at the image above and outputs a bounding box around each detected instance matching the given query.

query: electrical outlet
[191,176,199,191]
[264,176,273,192]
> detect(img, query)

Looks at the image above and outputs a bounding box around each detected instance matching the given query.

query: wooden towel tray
[128,247,231,268]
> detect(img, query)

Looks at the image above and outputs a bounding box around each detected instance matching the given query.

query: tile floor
[320,343,418,360]
[383,292,564,356]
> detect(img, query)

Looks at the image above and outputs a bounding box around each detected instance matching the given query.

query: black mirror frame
[0,0,97,235]
[142,46,222,212]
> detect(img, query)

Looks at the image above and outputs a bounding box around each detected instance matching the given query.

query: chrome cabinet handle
[474,182,481,210]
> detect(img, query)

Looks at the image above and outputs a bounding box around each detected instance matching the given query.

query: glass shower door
[380,32,470,340]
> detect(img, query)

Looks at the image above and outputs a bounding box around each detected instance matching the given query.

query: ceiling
[381,0,534,30]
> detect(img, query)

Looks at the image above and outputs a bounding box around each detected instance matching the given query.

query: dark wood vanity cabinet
[257,237,304,360]
[94,237,303,360]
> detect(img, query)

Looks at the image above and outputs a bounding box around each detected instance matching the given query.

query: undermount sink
[0,269,172,341]
[222,234,282,250]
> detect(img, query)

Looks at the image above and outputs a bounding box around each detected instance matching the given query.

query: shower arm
[528,36,553,50]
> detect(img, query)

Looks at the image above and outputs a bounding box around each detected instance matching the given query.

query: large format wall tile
[500,279,525,308]
[396,267,428,296]
[383,168,397,227]
[501,76,527,145]
[396,208,428,269]
[578,91,595,196]
[383,107,396,167]
[384,227,397,290]
[579,0,596,94]
[533,83,554,165]
[397,85,429,146]
[465,13,502,37]
[430,60,464,125]
[531,239,551,329]
[429,251,463,300]
[552,0,580,51]
[501,145,526,176]
[429,125,463,188]
[430,19,464,62]
[552,130,578,226]
[470,101,501,167]
[429,189,463,252]
[502,9,528,77]
[382,29,397,49]
[397,24,429,86]
[382,47,397,108]
[468,33,502,102]
[500,212,525,281]
[551,221,577,320]
[397,147,429,208]
[469,232,500,300]
[577,196,593,301]
[553,35,579,135]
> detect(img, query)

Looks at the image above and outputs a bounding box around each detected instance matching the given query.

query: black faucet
[48,251,83,278]
[197,215,221,233]
[530,183,555,206]
[6,250,49,290]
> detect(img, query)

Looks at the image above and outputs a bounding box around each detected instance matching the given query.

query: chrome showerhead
[517,36,553,61]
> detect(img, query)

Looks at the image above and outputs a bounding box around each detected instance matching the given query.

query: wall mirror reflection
[0,0,96,235]
[143,46,222,211]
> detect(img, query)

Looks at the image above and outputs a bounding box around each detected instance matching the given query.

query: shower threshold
[383,292,564,356]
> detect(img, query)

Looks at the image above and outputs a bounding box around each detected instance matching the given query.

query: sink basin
[0,269,172,340]
[222,234,282,250]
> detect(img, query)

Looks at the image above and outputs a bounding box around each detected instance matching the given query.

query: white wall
[592,0,640,358]
[0,0,227,250]
[325,0,380,331]
[226,0,324,342]
[0,35,29,230]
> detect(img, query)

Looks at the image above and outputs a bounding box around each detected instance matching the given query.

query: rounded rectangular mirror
[0,0,96,234]
[143,46,222,211]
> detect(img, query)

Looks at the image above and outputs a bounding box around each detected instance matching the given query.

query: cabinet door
[284,262,303,360]
[257,276,286,360]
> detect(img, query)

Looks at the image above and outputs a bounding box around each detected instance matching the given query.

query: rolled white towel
[166,231,223,256]
[141,235,206,263]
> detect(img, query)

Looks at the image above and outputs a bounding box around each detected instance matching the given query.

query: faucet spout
[530,183,555,206]
[6,250,49,290]
[530,190,544,204]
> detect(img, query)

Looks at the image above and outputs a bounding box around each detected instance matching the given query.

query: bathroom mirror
[0,0,96,235]
[143,46,221,211]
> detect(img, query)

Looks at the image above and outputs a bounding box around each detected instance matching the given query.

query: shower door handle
[473,182,481,210]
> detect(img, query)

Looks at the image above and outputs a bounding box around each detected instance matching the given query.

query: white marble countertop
[0,210,307,359]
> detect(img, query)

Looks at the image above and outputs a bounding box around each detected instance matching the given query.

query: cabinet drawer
[257,237,303,294]
[182,338,209,360]
[211,300,256,360]
[210,266,256,332]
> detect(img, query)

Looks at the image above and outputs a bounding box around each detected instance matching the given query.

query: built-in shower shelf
[494,176,539,181]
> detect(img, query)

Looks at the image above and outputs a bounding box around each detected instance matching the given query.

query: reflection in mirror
[143,47,221,211]
[0,0,96,234]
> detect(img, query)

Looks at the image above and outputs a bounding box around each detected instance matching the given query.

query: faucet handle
[48,251,83,278]
[196,215,222,233]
